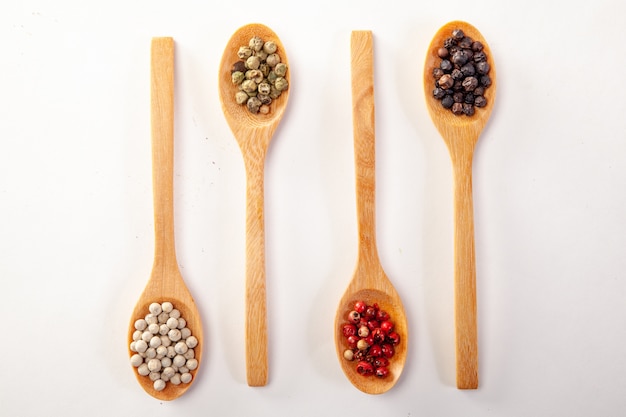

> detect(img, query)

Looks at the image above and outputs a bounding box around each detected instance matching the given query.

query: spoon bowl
[423,21,496,389]
[334,31,408,395]
[218,23,290,386]
[128,37,202,400]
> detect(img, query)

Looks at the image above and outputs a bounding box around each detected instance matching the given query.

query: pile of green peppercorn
[230,36,288,114]
[431,29,491,116]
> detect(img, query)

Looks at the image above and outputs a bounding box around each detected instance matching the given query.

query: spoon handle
[451,147,478,389]
[242,144,269,387]
[150,37,177,269]
[351,31,380,271]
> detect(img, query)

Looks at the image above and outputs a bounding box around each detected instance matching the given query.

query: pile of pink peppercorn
[341,301,401,378]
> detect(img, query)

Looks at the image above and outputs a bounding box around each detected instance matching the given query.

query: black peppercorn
[460,63,475,77]
[462,76,478,92]
[451,68,464,80]
[476,61,490,75]
[451,102,464,115]
[433,87,446,99]
[432,67,444,80]
[438,73,454,89]
[431,28,492,117]
[462,103,475,116]
[441,95,454,109]
[474,96,487,107]
[451,51,468,66]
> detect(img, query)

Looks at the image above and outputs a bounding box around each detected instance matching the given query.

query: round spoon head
[218,23,290,148]
[334,285,408,394]
[128,275,203,400]
[423,21,496,147]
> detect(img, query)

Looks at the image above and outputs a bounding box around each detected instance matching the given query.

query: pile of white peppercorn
[231,35,289,114]
[431,28,491,116]
[129,302,198,392]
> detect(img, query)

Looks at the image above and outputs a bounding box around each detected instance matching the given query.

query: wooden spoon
[218,23,290,387]
[128,37,203,400]
[334,31,408,395]
[423,21,497,389]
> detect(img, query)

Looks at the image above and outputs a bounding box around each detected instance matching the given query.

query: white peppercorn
[170,374,181,385]
[174,341,188,355]
[180,373,192,384]
[134,340,148,353]
[166,317,179,330]
[145,347,157,359]
[134,319,147,331]
[130,354,143,367]
[185,335,198,349]
[149,303,162,315]
[147,358,162,372]
[173,354,186,368]
[137,363,150,376]
[183,348,195,360]
[186,358,198,371]
[145,314,158,325]
[168,328,181,342]
[149,335,162,348]
[129,301,198,392]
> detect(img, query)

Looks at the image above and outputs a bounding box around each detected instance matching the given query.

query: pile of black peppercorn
[432,29,491,116]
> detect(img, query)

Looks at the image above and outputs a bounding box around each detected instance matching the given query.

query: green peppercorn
[266,53,281,68]
[241,79,257,94]
[258,82,271,95]
[274,77,288,92]
[231,71,245,85]
[246,55,261,70]
[235,91,249,105]
[249,36,264,52]
[237,46,252,59]
[247,96,262,113]
[274,63,287,77]
[263,41,277,54]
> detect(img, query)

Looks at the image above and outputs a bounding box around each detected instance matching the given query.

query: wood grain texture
[423,21,497,389]
[127,37,203,401]
[334,31,408,395]
[218,23,290,387]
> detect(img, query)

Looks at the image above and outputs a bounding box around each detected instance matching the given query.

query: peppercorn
[430,28,491,116]
[232,61,246,73]
[441,95,454,109]
[438,73,454,89]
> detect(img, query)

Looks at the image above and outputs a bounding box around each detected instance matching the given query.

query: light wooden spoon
[128,37,203,400]
[423,21,496,389]
[218,23,290,387]
[334,31,408,395]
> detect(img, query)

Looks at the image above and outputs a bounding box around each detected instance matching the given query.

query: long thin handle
[451,146,478,389]
[242,140,269,387]
[151,37,177,269]
[351,31,379,269]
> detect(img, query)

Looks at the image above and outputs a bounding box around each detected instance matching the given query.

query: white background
[1,0,625,415]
